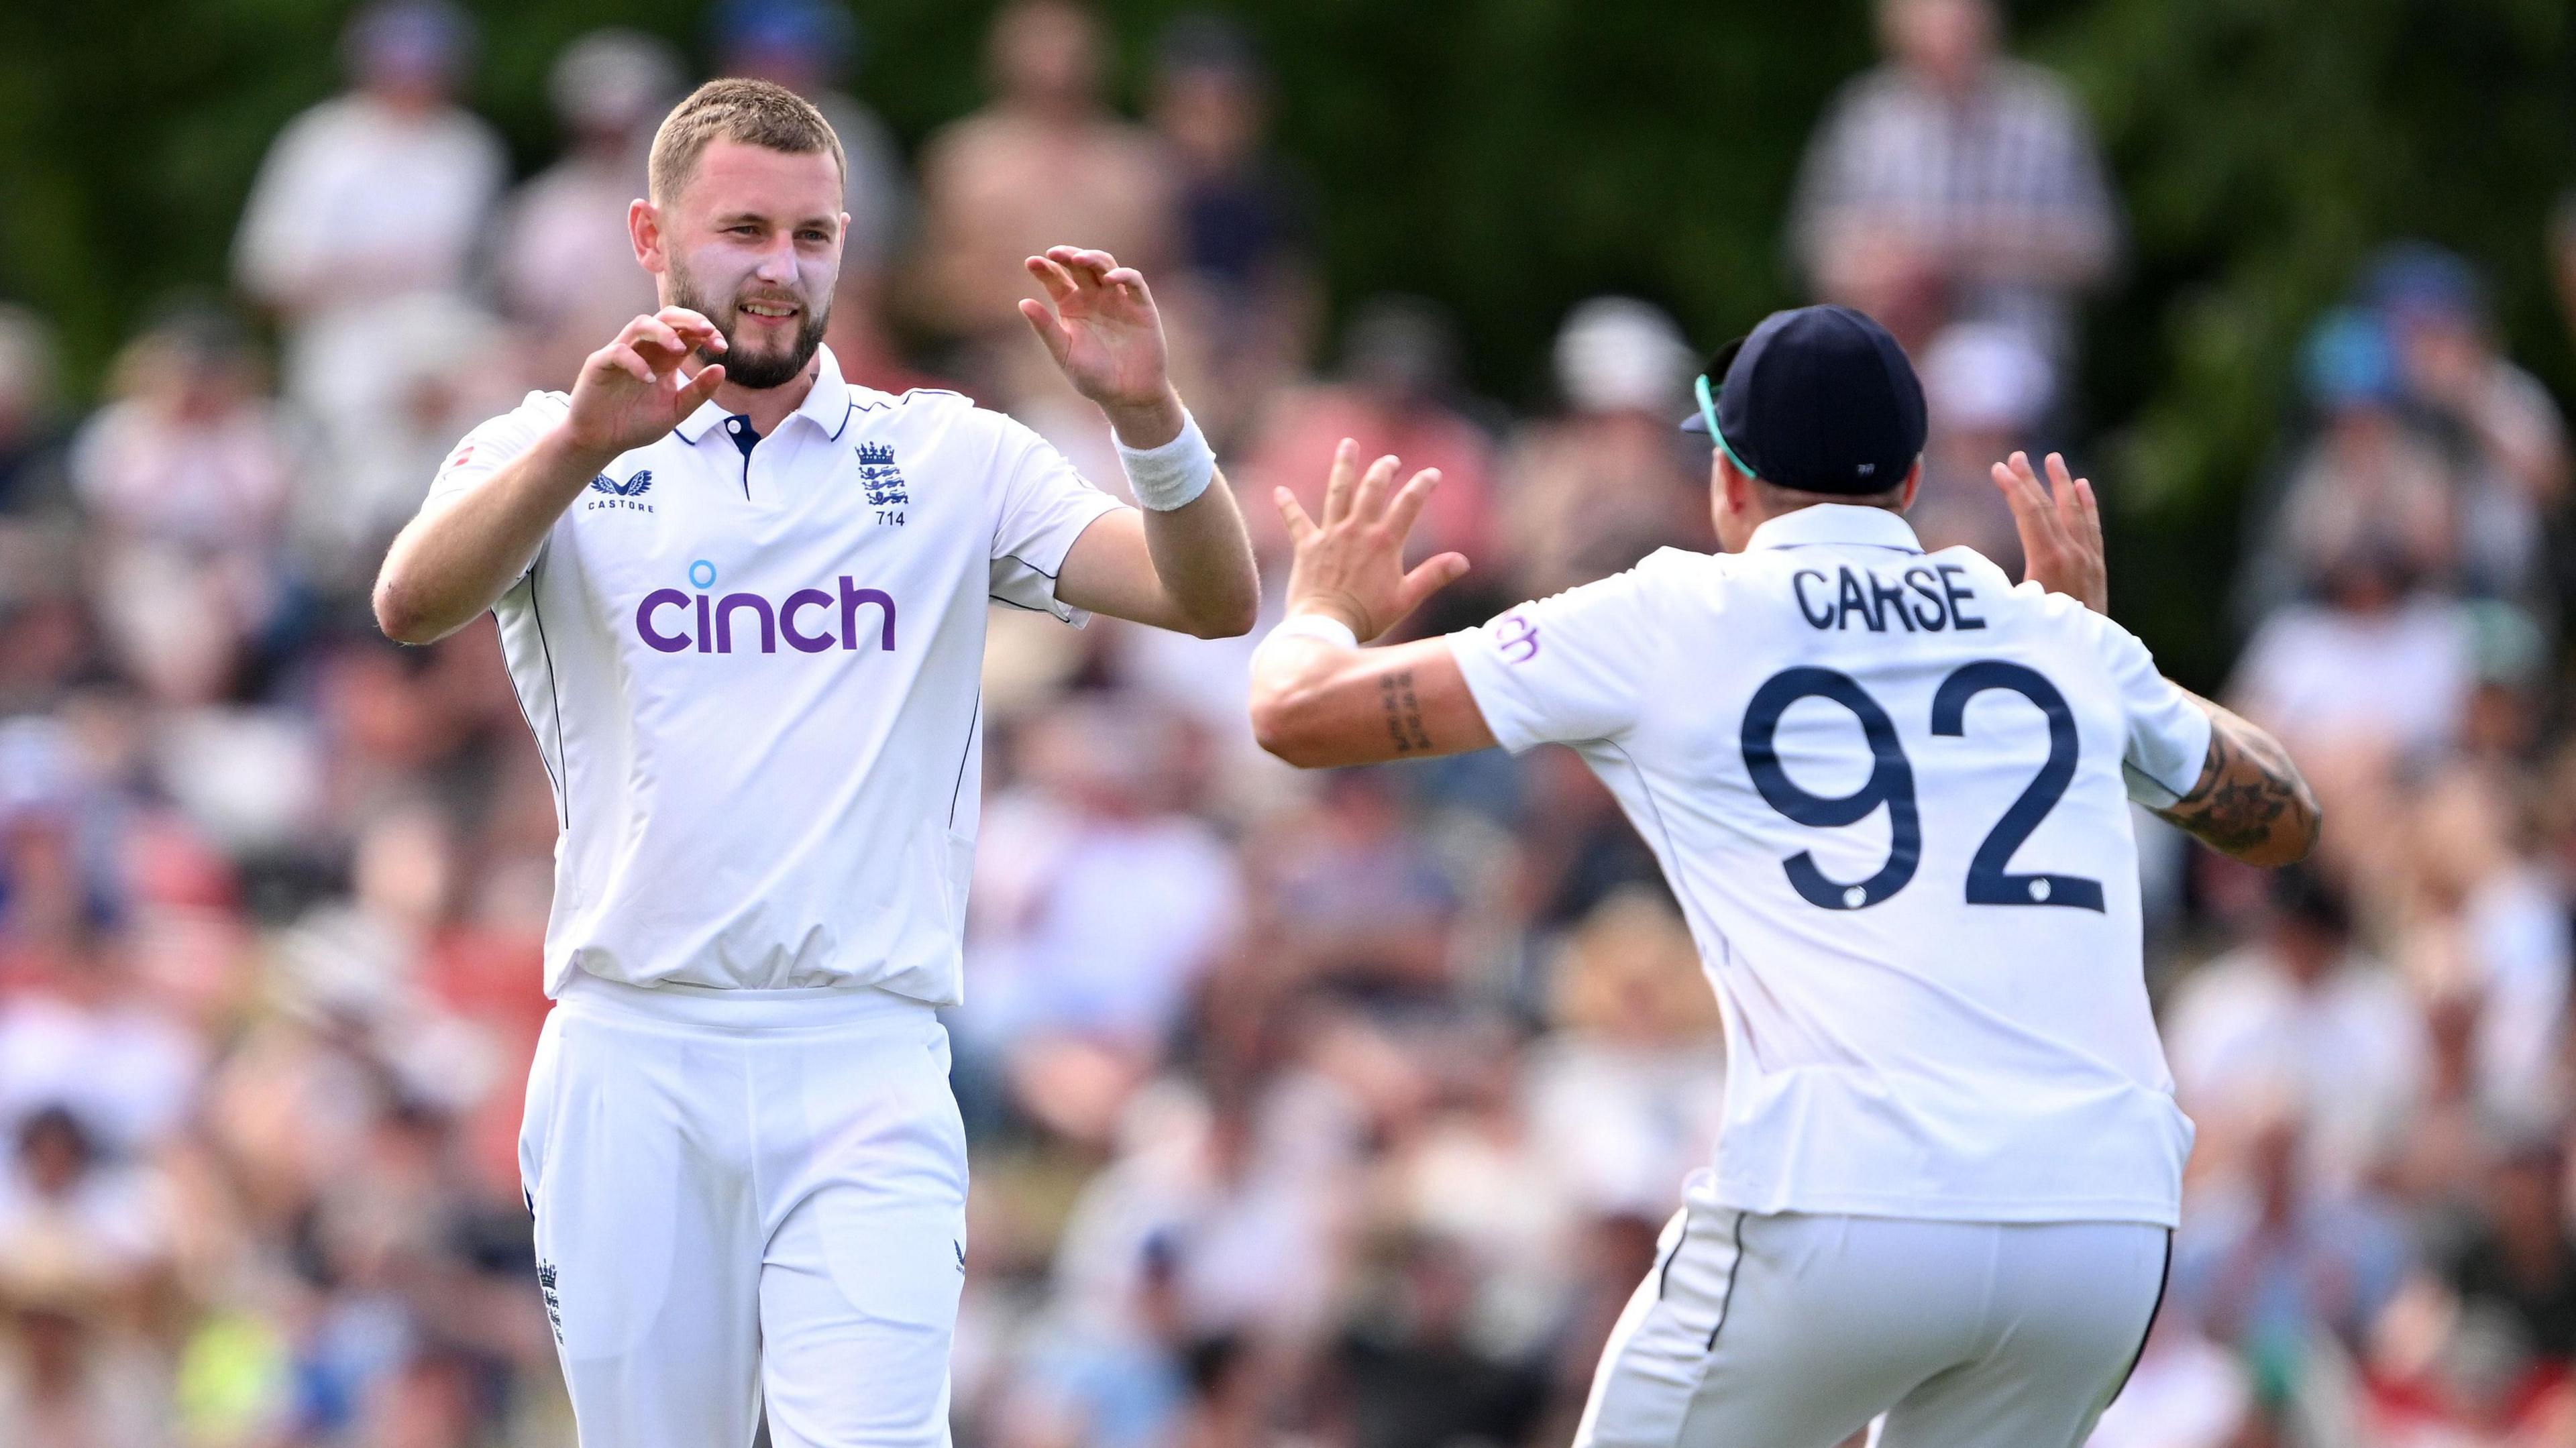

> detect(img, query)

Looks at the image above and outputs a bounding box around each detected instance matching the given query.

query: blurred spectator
[2165,867,2425,1194]
[231,0,506,473]
[916,0,1175,346]
[2229,541,2475,769]
[1911,319,2055,569]
[496,30,686,388]
[2175,1109,2414,1394]
[961,702,1244,1143]
[1321,1231,1548,1448]
[1497,298,1707,600]
[69,310,306,704]
[2443,1133,2576,1369]
[1258,769,1463,1000]
[1244,297,1500,614]
[2365,242,2568,608]
[2242,308,2459,625]
[2396,765,2573,1123]
[1788,0,2118,360]
[1147,15,1320,446]
[0,307,69,520]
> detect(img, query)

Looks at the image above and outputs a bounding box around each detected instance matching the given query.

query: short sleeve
[1446,567,1665,754]
[419,391,571,586]
[987,416,1127,625]
[2090,612,2212,808]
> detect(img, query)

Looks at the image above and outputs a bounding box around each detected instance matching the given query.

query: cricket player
[372,80,1256,1447]
[1246,304,2318,1447]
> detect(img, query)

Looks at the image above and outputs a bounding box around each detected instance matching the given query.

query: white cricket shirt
[423,346,1126,1001]
[1450,505,2210,1227]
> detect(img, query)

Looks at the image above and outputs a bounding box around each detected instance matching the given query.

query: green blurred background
[1,0,2567,683]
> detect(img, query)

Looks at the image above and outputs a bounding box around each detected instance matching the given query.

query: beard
[667,258,831,391]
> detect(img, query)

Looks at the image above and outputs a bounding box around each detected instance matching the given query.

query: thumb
[680,363,725,412]
[1395,552,1470,614]
[1019,299,1072,368]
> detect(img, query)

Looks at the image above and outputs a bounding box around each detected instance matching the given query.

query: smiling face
[639,137,847,390]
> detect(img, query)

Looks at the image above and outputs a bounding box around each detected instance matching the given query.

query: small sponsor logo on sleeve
[1494,611,1540,664]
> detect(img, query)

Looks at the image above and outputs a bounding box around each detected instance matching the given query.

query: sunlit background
[0,1,2571,1444]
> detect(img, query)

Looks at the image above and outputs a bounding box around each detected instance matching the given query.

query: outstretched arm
[1248,442,1494,767]
[1990,450,2322,865]
[1023,247,1258,639]
[2156,693,2322,868]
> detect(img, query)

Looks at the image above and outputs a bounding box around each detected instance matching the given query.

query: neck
[709,357,818,435]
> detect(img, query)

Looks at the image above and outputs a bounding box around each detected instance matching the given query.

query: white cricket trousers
[519,974,969,1448]
[1574,1177,2169,1448]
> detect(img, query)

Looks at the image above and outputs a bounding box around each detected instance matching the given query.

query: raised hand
[1990,450,2106,614]
[1018,246,1181,443]
[564,308,729,459]
[1274,440,1472,642]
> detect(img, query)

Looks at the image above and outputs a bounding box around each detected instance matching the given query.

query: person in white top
[1247,304,2318,1448]
[372,79,1256,1448]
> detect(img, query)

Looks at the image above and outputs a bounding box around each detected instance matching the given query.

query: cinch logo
[635,560,897,655]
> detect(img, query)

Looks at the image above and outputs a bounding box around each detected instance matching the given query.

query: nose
[752,234,797,285]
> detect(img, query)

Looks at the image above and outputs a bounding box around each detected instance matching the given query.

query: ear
[1897,457,1924,512]
[1715,450,1754,514]
[630,197,666,276]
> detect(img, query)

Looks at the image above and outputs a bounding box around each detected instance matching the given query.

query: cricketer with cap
[1245,304,2319,1447]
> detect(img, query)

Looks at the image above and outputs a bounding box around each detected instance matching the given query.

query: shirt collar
[1744,504,1924,555]
[673,343,856,444]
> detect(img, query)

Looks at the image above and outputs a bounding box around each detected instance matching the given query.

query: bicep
[1260,638,1499,769]
[1053,508,1186,630]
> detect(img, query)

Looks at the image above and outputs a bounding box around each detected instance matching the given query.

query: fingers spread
[1274,487,1317,543]
[1384,467,1444,539]
[1350,455,1401,522]
[1322,439,1359,525]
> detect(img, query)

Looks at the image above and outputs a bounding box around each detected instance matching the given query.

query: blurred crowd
[4,0,2576,1446]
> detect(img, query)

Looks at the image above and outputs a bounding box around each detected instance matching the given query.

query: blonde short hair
[647,78,844,205]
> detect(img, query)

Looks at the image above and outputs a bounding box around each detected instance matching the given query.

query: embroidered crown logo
[589,469,654,497]
[855,443,908,507]
[536,1260,564,1344]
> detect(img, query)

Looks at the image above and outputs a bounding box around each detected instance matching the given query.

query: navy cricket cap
[1680,304,1927,495]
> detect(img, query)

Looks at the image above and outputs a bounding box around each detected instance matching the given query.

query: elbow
[1248,690,1335,769]
[372,573,447,647]
[1187,597,1259,641]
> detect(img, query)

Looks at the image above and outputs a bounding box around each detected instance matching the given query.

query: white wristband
[1260,613,1360,654]
[1115,408,1216,511]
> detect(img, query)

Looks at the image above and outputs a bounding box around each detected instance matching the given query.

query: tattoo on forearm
[1379,669,1434,755]
[2157,702,2318,862]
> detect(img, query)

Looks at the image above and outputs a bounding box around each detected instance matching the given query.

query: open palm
[1018,247,1169,414]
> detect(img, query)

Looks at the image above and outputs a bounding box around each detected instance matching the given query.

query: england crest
[855,443,909,507]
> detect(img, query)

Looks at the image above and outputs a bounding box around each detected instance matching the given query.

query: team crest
[586,469,655,513]
[855,443,909,507]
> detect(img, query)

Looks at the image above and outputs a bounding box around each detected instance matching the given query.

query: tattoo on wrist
[1379,669,1434,755]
